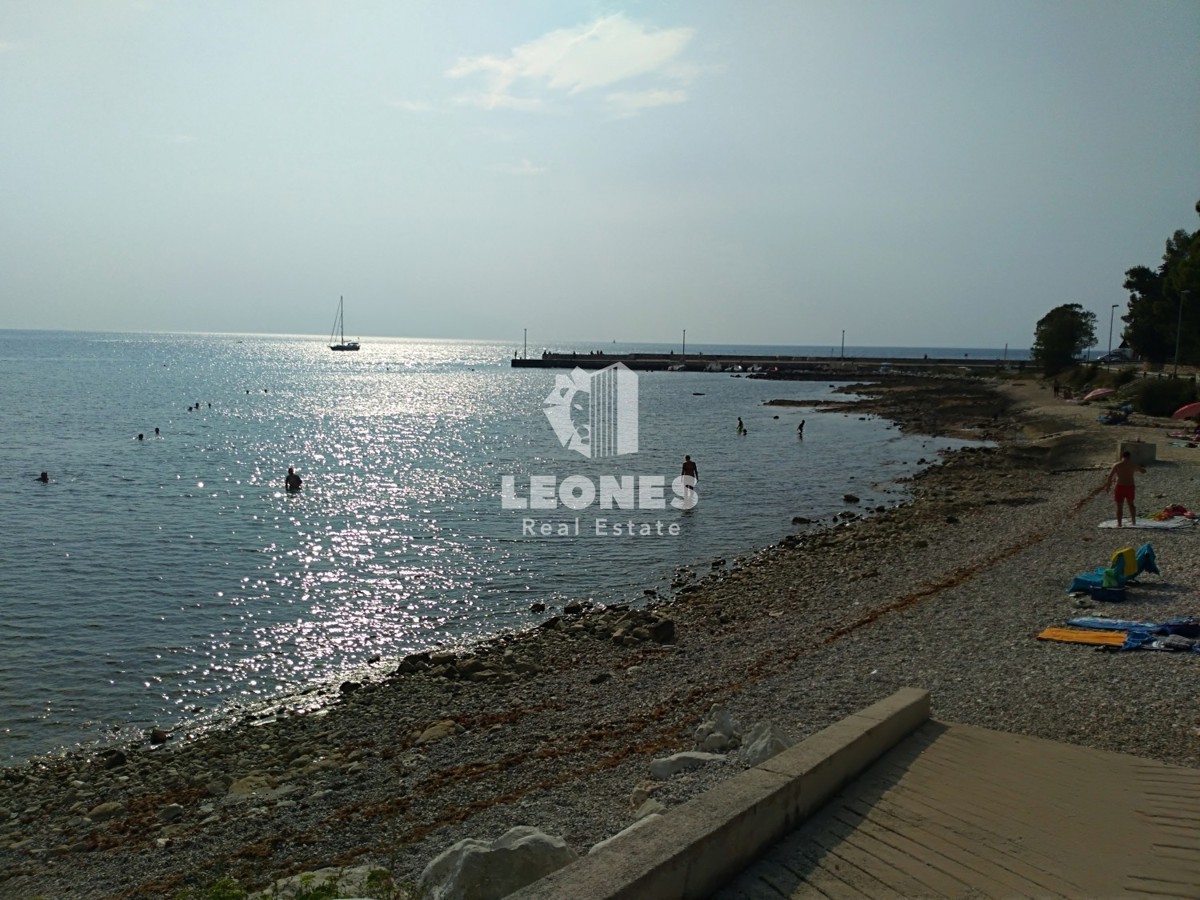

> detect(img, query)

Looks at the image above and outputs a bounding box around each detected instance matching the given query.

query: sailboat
[328,296,360,351]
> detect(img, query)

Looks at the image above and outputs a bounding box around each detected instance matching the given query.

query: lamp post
[1108,304,1118,358]
[840,330,845,359]
[682,329,686,357]
[1175,291,1192,377]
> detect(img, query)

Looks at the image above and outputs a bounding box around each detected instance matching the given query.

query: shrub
[1130,376,1197,417]
[1111,366,1139,389]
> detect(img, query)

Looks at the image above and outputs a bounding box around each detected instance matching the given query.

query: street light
[1174,290,1192,377]
[1108,304,1118,358]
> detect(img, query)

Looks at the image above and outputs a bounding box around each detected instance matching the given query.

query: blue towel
[1136,543,1159,575]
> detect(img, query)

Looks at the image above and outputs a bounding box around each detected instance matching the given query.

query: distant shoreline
[513,349,1028,374]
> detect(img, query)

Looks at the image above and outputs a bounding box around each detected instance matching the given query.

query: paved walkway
[716,720,1200,899]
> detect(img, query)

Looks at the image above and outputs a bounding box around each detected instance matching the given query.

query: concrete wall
[508,687,931,900]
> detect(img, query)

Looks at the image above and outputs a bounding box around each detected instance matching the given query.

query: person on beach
[1104,450,1145,527]
[285,467,303,492]
[681,455,698,493]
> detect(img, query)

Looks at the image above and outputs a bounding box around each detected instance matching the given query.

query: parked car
[1097,350,1134,364]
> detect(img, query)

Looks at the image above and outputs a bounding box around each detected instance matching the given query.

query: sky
[1,1,1197,350]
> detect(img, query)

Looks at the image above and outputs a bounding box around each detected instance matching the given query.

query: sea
[0,331,1026,766]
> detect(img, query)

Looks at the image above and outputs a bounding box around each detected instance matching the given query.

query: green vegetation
[1128,377,1197,418]
[1032,304,1097,376]
[1111,366,1139,390]
[1119,200,1200,367]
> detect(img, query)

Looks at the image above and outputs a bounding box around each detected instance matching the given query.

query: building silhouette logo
[543,363,639,458]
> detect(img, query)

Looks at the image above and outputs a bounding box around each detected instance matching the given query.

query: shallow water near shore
[0,331,980,764]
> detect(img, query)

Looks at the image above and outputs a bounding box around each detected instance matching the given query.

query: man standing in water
[1103,450,1145,527]
[285,466,303,492]
[680,455,698,494]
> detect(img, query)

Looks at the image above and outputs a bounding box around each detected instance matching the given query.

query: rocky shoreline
[3,375,1199,899]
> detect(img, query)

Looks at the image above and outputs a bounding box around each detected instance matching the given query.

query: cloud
[605,89,687,118]
[490,159,547,176]
[448,14,695,114]
[390,99,436,113]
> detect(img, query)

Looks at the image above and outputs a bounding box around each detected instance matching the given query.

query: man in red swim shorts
[1103,450,1146,527]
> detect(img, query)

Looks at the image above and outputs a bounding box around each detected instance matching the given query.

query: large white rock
[742,720,795,766]
[648,751,726,780]
[419,825,577,900]
[693,704,740,751]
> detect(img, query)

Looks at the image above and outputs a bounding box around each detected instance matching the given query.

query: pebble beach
[3,375,1198,899]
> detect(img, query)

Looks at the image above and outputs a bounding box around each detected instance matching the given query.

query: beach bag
[1088,585,1127,602]
[1110,547,1137,578]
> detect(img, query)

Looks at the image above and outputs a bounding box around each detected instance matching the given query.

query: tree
[1123,202,1200,367]
[1031,303,1096,375]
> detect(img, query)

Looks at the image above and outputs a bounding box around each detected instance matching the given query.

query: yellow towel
[1109,547,1137,578]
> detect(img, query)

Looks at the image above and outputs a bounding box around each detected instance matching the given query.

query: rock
[694,705,740,752]
[742,721,795,766]
[701,733,733,752]
[101,750,127,770]
[227,774,277,799]
[791,516,814,525]
[339,680,361,694]
[149,728,170,745]
[419,825,577,900]
[158,803,185,823]
[649,751,726,780]
[629,780,658,808]
[86,801,125,822]
[843,494,860,503]
[634,798,667,819]
[530,602,546,613]
[415,719,459,745]
[563,601,585,615]
[456,657,484,675]
[588,813,663,855]
[647,618,676,644]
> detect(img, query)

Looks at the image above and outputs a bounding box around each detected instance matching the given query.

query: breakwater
[512,351,1024,376]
